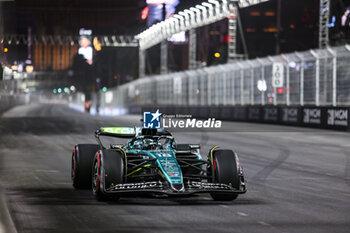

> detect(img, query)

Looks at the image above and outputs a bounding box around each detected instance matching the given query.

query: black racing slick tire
[71,144,100,189]
[92,149,124,201]
[210,149,240,201]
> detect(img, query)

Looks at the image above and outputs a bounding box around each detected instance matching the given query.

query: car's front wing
[104,181,246,195]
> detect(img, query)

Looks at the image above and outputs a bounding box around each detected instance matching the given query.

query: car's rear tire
[92,149,124,201]
[71,144,100,189]
[209,149,240,201]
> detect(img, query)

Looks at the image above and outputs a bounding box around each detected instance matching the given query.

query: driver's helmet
[142,138,155,150]
[133,140,142,149]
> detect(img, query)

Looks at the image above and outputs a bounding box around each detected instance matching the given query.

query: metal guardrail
[97,45,350,109]
[0,94,30,114]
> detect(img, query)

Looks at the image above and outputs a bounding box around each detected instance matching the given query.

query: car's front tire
[92,149,124,201]
[209,149,241,201]
[71,144,100,189]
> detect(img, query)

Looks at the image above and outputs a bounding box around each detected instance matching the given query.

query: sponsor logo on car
[189,182,231,190]
[102,127,135,134]
[109,181,162,190]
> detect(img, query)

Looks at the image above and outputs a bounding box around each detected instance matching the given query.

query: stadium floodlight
[163,20,172,37]
[164,22,173,38]
[149,25,159,40]
[174,14,184,20]
[196,4,208,11]
[208,0,221,19]
[196,5,208,23]
[184,9,196,25]
[174,14,185,31]
[237,0,269,8]
[179,11,191,29]
[167,18,177,34]
[170,17,181,32]
[136,0,271,50]
[220,0,230,15]
[190,7,202,25]
[239,0,248,8]
[202,2,214,19]
[157,22,164,38]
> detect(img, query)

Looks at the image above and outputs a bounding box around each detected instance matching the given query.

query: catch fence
[99,45,350,109]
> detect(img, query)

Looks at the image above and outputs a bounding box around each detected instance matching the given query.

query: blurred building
[3,0,350,81]
[0,0,147,72]
[329,0,350,45]
[33,43,78,71]
[240,0,319,58]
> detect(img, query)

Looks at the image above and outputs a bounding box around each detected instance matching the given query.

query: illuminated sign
[141,7,149,20]
[272,63,284,88]
[79,28,92,36]
[146,0,179,26]
[146,0,165,4]
[93,37,102,51]
[78,28,93,65]
[25,65,34,73]
[342,7,350,27]
[168,31,186,43]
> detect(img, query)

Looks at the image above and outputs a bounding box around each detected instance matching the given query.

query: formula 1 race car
[71,127,246,201]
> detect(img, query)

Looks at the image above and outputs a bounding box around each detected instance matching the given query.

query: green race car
[71,127,246,201]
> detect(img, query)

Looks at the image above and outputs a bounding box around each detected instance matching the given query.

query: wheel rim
[92,160,99,192]
[71,154,76,182]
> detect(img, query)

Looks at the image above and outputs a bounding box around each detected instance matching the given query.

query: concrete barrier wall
[68,92,86,112]
[0,94,30,114]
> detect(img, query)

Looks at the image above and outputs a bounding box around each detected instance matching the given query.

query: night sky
[1,0,350,83]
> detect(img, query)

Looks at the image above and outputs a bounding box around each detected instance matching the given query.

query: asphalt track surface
[0,103,350,233]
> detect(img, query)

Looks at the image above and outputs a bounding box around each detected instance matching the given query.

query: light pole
[276,0,281,54]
